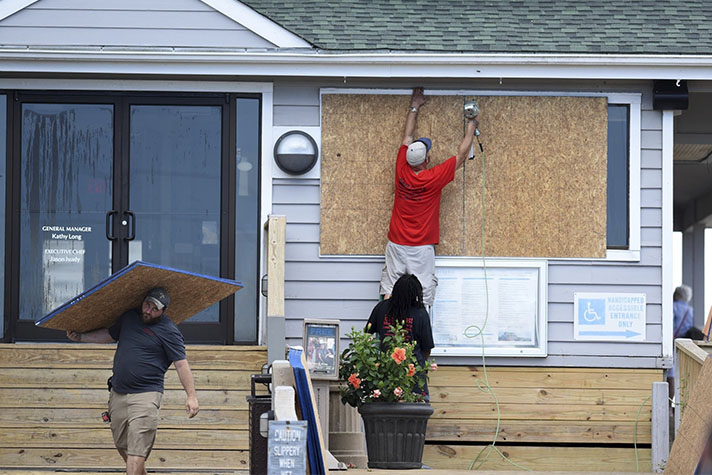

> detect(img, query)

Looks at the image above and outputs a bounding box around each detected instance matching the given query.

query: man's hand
[174,359,199,418]
[66,328,114,343]
[66,330,81,342]
[455,119,480,169]
[403,87,426,145]
[411,87,426,109]
[185,396,199,418]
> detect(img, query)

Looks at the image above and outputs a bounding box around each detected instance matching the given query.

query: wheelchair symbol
[583,302,602,322]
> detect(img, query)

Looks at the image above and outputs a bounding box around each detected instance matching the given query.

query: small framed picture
[303,319,340,380]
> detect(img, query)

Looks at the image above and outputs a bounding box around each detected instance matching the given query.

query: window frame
[318,88,643,262]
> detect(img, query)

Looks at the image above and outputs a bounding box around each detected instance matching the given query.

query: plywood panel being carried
[320,93,608,258]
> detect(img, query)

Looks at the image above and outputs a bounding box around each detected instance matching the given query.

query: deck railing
[674,338,711,431]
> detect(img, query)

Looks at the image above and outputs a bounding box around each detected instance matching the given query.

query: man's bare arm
[174,359,199,418]
[455,119,479,169]
[402,87,427,146]
[66,328,115,343]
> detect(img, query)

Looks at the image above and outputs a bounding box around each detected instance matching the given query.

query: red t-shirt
[387,145,457,246]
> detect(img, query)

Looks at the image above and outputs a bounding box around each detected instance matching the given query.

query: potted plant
[339,321,435,469]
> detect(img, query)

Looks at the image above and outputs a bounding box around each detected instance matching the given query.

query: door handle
[124,210,136,241]
[105,210,118,241]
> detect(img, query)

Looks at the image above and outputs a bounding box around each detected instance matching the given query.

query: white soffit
[199,0,310,48]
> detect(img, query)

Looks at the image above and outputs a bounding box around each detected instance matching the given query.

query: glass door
[14,101,115,340]
[7,93,259,344]
[127,102,226,341]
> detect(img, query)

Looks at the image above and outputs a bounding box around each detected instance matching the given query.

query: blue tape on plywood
[36,260,242,332]
[289,347,327,475]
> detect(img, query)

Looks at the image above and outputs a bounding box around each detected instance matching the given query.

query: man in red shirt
[380,87,479,306]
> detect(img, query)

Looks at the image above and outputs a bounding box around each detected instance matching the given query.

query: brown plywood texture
[464,95,608,258]
[665,357,712,474]
[320,94,464,255]
[36,261,242,332]
[320,93,608,258]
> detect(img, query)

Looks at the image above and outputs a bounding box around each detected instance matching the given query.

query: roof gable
[0,0,310,49]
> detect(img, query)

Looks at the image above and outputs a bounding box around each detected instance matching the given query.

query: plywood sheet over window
[320,93,608,258]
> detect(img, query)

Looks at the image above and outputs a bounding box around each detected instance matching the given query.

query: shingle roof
[241,0,712,54]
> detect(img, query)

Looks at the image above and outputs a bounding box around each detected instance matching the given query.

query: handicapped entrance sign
[574,293,646,341]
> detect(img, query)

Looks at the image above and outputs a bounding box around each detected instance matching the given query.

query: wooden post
[312,380,330,451]
[651,381,669,472]
[266,215,286,364]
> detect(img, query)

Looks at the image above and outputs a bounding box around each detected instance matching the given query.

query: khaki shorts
[108,390,162,459]
[380,240,437,306]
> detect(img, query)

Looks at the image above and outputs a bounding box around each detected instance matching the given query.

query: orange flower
[391,347,406,364]
[407,363,416,377]
[348,373,361,389]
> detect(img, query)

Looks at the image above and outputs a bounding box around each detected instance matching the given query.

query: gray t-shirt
[108,309,186,394]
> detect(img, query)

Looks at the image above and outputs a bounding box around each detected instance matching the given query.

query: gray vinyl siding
[0,0,276,49]
[274,80,664,369]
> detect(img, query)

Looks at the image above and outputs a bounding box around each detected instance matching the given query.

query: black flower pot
[358,402,434,469]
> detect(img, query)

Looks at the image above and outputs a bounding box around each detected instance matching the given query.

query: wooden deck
[423,366,662,471]
[0,344,267,471]
[0,471,654,474]
[0,344,663,472]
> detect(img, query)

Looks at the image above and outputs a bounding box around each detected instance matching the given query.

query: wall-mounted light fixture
[273,130,318,175]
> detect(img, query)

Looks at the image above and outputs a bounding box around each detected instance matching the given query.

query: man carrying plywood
[380,87,479,306]
[66,287,199,475]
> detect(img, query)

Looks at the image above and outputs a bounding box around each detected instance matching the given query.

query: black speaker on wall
[653,80,689,110]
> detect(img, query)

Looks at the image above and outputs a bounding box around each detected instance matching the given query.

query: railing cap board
[675,338,709,365]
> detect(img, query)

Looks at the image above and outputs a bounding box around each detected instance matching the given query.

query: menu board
[431,259,547,357]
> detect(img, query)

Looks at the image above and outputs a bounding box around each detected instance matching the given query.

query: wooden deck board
[0,471,655,474]
[0,345,659,472]
[430,366,662,390]
[0,408,248,430]
[0,448,249,470]
[0,427,249,450]
[0,367,261,390]
[427,419,651,444]
[0,345,267,369]
[423,444,652,472]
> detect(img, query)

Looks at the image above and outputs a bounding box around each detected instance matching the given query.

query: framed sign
[573,292,646,341]
[303,319,340,380]
[430,258,547,357]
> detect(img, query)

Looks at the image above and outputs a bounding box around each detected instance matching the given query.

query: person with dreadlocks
[366,273,435,396]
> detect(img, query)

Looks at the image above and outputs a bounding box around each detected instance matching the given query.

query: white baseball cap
[406,138,432,166]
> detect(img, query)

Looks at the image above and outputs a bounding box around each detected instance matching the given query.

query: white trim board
[0,51,712,80]
[319,88,643,263]
[0,0,39,22]
[0,78,272,93]
[661,111,674,362]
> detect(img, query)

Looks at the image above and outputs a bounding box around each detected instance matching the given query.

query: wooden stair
[0,344,267,471]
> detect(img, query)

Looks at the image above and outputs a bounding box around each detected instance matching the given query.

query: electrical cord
[463,133,653,472]
[462,139,532,472]
[634,395,652,472]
